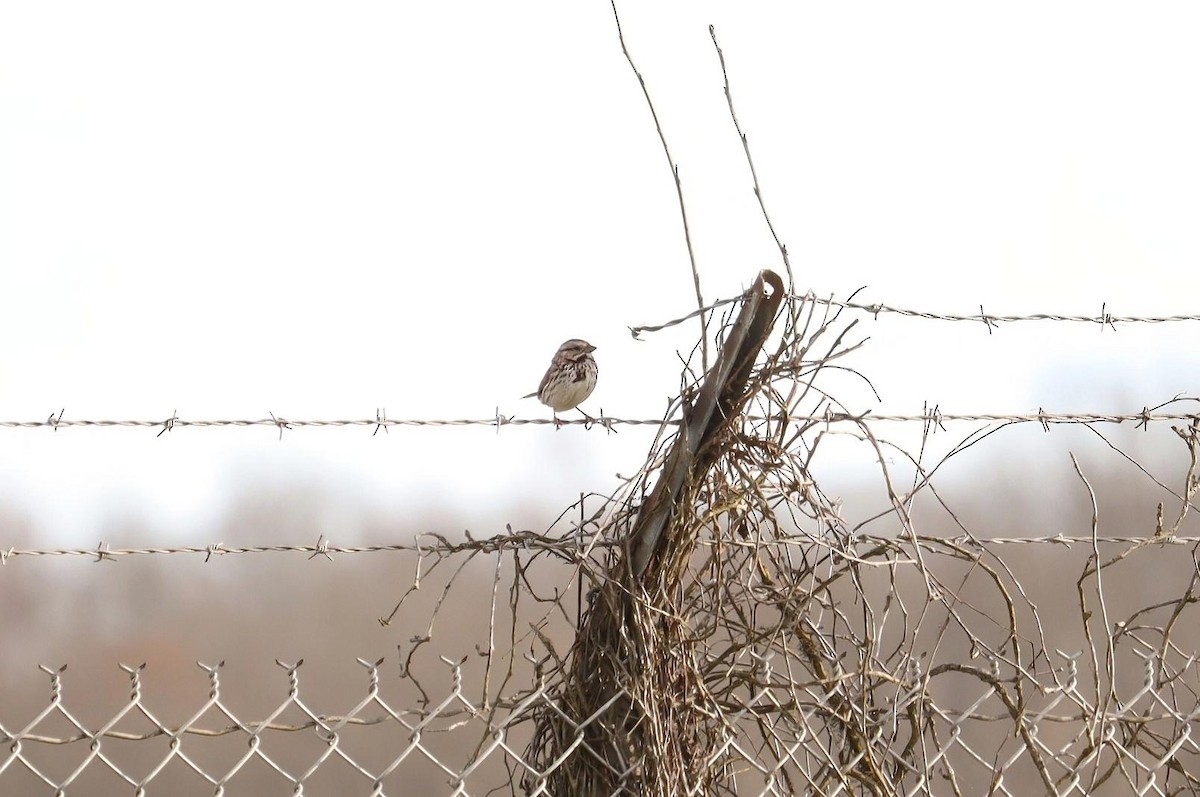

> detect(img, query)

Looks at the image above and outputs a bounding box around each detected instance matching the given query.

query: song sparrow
[524,339,598,423]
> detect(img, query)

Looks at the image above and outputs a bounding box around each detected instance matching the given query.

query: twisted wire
[629,292,1200,336]
[3,533,1194,566]
[2,408,1197,433]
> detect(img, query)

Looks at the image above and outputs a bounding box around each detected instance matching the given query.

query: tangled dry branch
[516,286,1200,796]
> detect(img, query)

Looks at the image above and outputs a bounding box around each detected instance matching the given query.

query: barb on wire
[308,534,334,562]
[980,304,998,334]
[93,541,116,564]
[268,410,291,440]
[156,409,177,437]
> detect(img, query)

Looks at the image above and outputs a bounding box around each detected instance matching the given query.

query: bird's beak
[587,344,597,352]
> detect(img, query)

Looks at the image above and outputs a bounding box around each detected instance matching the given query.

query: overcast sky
[1,2,1198,543]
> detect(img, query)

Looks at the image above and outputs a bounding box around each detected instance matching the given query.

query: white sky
[1,2,1198,543]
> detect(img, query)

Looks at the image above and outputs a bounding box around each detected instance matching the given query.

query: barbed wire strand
[4,532,1198,566]
[628,291,1200,337]
[2,408,1197,433]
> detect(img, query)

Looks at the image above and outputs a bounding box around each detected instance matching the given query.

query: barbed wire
[2,406,1198,434]
[4,532,1196,567]
[628,291,1200,337]
[0,530,614,565]
[3,410,652,433]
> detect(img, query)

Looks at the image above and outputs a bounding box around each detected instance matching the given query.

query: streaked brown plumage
[524,339,598,415]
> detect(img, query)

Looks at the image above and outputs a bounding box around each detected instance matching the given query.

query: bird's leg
[553,411,563,430]
[577,408,596,429]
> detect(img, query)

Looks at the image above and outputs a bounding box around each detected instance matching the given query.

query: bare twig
[609,1,709,369]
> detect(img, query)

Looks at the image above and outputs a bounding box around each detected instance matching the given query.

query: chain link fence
[4,536,1200,795]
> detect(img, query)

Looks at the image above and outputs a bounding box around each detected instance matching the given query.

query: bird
[524,339,598,426]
